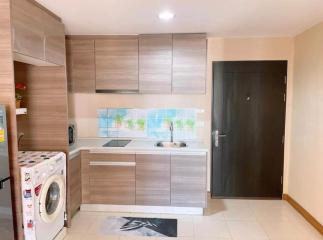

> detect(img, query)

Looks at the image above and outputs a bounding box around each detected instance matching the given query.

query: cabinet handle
[89,161,136,167]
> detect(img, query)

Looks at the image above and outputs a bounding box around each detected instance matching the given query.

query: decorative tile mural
[98,108,200,140]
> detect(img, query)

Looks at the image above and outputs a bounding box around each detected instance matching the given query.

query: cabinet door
[87,153,136,205]
[11,0,45,59]
[66,39,95,93]
[172,34,207,94]
[95,37,139,92]
[69,153,82,217]
[89,165,135,205]
[139,34,172,94]
[43,12,65,65]
[171,154,207,207]
[136,154,170,206]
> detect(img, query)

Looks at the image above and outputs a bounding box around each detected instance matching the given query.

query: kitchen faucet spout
[169,121,174,143]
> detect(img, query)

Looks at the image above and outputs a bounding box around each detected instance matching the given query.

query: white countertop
[69,138,208,158]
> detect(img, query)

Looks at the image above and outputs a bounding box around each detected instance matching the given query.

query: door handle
[212,130,226,147]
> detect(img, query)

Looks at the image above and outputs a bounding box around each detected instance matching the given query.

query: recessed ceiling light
[158,11,175,21]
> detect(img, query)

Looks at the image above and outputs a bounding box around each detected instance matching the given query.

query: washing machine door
[39,174,65,223]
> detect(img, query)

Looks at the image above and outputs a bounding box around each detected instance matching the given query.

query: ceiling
[36,0,323,37]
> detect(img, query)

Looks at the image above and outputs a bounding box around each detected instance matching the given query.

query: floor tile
[227,220,269,240]
[223,206,256,221]
[259,219,310,240]
[64,233,85,240]
[193,219,231,238]
[81,234,119,240]
[178,219,195,237]
[64,198,322,240]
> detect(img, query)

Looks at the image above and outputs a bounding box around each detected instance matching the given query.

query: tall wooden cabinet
[139,34,172,94]
[66,39,95,93]
[95,36,139,92]
[136,154,171,206]
[172,33,207,94]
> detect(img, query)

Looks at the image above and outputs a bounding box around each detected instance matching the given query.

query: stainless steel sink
[155,141,187,148]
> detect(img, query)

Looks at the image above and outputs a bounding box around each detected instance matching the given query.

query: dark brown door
[211,61,287,198]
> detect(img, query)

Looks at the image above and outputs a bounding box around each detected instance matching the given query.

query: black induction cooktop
[102,139,131,147]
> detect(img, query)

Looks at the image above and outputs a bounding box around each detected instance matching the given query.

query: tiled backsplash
[98,108,203,140]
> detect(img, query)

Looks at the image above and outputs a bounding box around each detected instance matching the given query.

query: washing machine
[19,151,66,240]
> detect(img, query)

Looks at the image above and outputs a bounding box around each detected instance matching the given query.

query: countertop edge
[69,146,208,159]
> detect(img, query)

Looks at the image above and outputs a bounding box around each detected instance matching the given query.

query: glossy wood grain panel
[89,165,135,205]
[0,0,23,238]
[69,153,82,217]
[14,62,68,151]
[43,12,65,65]
[95,37,139,91]
[88,152,135,162]
[81,151,90,203]
[136,154,171,206]
[66,39,95,93]
[171,154,207,207]
[14,62,70,226]
[172,33,207,94]
[11,0,45,60]
[139,34,172,94]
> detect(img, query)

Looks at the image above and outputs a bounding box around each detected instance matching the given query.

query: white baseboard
[81,204,203,215]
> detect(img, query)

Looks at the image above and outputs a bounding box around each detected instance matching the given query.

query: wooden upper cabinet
[172,33,207,94]
[95,37,139,92]
[139,34,172,94]
[66,39,95,93]
[171,154,207,207]
[43,12,65,65]
[11,0,45,60]
[11,0,66,66]
[136,154,171,206]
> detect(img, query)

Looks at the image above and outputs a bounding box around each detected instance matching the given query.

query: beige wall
[288,22,323,224]
[69,36,294,191]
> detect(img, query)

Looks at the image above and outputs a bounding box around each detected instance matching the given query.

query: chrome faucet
[169,121,174,143]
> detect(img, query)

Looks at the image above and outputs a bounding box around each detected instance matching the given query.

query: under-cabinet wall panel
[172,33,207,94]
[95,36,139,91]
[171,154,207,207]
[136,154,171,206]
[66,39,95,93]
[139,34,172,94]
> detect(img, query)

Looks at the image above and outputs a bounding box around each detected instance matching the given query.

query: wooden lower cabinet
[89,165,135,205]
[80,151,207,208]
[83,152,136,205]
[68,153,82,217]
[171,153,207,207]
[136,154,171,206]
